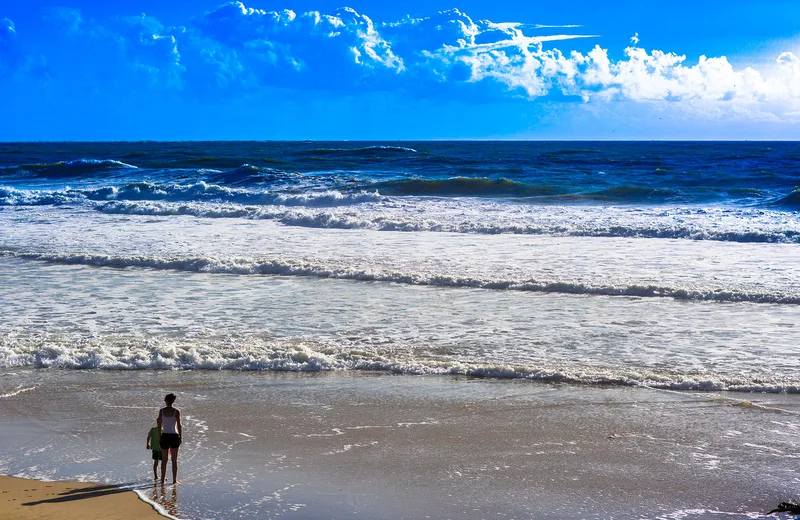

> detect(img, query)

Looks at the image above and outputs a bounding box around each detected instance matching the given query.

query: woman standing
[157,393,183,484]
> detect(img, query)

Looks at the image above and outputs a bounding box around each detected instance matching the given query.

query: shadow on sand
[22,482,152,506]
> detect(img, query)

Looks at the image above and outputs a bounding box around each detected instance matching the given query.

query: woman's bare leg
[170,447,179,483]
[160,449,168,483]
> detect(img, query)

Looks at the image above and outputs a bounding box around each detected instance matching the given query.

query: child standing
[146,423,162,479]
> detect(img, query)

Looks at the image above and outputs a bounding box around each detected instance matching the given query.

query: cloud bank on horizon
[2,1,800,138]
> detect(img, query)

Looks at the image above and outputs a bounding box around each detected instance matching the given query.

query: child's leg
[152,459,158,478]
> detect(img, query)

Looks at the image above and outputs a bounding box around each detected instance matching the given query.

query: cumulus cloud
[186,2,403,91]
[15,1,800,121]
[199,2,401,69]
[115,14,185,89]
[494,44,800,118]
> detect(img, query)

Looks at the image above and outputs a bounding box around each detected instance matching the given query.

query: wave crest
[3,250,798,304]
[92,201,800,244]
[0,183,383,208]
[772,190,800,210]
[373,177,693,202]
[205,164,300,186]
[307,145,417,155]
[375,177,564,197]
[2,333,797,393]
[1,159,138,178]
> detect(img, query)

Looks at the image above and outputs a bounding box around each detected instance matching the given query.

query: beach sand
[2,370,800,519]
[0,476,163,520]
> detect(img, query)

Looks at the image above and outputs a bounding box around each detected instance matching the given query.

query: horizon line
[2,139,800,144]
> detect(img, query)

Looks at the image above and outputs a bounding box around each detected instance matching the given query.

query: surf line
[0,385,36,399]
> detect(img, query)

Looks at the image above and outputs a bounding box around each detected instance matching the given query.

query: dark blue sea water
[1,141,798,208]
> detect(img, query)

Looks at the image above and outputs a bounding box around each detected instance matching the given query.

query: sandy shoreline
[2,369,800,519]
[0,475,165,520]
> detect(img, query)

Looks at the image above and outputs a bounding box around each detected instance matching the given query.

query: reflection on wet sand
[151,482,179,518]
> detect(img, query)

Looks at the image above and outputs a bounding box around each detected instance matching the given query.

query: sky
[2,1,800,140]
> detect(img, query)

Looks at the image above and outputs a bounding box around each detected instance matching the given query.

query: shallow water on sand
[2,370,800,519]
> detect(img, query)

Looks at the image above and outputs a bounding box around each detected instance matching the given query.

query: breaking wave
[3,250,798,304]
[772,190,800,210]
[92,201,800,244]
[204,164,300,186]
[374,177,565,197]
[1,333,797,393]
[0,183,383,208]
[306,145,417,155]
[372,177,693,202]
[0,159,138,177]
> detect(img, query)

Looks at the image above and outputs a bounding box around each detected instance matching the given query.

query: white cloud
[17,1,800,122]
[428,31,800,120]
[535,24,583,29]
[195,2,403,76]
[118,14,185,89]
[576,46,800,117]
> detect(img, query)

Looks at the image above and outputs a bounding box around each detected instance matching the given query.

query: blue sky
[2,1,800,140]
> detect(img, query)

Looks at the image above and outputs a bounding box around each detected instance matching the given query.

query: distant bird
[767,502,800,515]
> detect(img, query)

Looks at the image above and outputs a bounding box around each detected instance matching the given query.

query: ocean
[1,141,799,519]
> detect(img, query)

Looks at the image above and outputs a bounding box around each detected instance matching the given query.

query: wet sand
[0,476,164,520]
[2,370,800,519]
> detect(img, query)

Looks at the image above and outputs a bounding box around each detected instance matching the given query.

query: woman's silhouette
[157,393,183,483]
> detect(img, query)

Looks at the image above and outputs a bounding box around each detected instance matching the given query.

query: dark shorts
[152,450,162,461]
[160,433,182,450]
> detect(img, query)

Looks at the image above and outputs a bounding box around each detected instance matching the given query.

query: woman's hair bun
[164,393,176,405]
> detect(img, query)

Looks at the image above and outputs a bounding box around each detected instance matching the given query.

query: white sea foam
[1,249,797,304]
[0,384,36,398]
[3,182,799,244]
[90,199,800,244]
[2,198,799,399]
[1,334,798,393]
[131,490,182,520]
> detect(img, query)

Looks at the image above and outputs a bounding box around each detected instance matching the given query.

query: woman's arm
[176,410,183,437]
[157,411,162,433]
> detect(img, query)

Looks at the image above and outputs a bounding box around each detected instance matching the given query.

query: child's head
[164,393,176,406]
